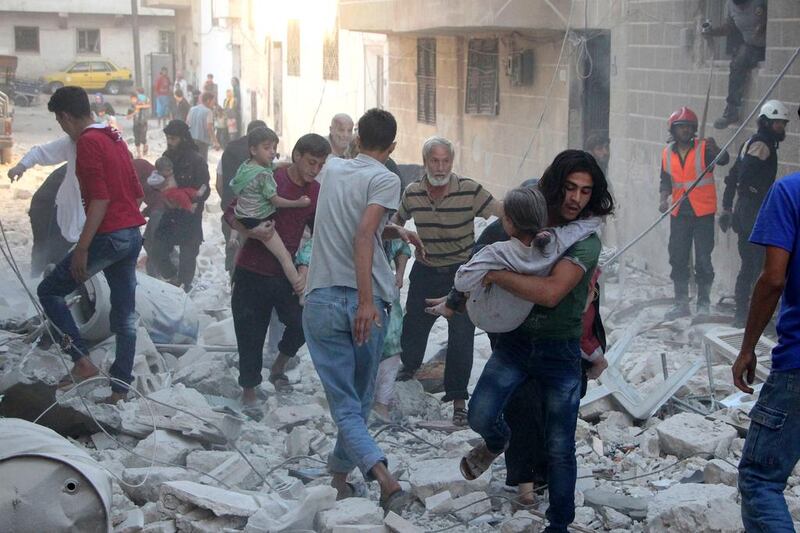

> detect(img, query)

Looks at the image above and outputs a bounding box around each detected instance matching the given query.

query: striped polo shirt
[397,173,494,267]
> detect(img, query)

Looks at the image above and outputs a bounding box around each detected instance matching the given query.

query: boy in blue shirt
[734,146,800,530]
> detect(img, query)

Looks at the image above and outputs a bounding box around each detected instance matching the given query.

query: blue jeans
[37,227,142,393]
[739,369,800,532]
[468,335,582,532]
[303,286,389,480]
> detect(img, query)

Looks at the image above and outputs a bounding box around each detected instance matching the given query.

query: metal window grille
[416,38,436,124]
[465,38,499,115]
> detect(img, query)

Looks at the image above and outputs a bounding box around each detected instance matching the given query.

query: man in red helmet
[659,107,729,319]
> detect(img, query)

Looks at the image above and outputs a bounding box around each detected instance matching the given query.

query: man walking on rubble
[393,136,503,426]
[719,100,790,328]
[302,108,423,513]
[702,0,767,129]
[37,87,145,403]
[658,107,729,319]
[732,105,800,533]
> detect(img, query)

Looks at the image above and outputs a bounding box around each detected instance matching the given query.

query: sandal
[268,373,294,393]
[452,407,468,427]
[380,489,416,515]
[459,442,502,481]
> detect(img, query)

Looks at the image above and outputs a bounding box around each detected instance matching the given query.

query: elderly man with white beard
[392,136,503,425]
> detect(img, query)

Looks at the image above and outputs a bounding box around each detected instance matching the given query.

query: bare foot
[102,391,128,404]
[241,387,258,406]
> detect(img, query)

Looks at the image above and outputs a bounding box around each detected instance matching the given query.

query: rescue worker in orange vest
[659,107,729,319]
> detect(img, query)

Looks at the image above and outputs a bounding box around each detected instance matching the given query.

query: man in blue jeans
[302,109,423,514]
[733,158,800,530]
[38,86,145,403]
[462,150,614,532]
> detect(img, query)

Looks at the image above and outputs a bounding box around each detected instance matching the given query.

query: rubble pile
[0,154,790,531]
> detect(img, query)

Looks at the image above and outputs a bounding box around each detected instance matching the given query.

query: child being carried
[229,127,311,295]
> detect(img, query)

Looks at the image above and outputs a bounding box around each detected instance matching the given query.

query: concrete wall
[608,0,800,294]
[386,32,571,195]
[0,11,175,80]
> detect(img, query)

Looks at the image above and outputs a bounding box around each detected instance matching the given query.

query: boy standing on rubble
[302,109,423,514]
[38,86,145,403]
[733,106,800,531]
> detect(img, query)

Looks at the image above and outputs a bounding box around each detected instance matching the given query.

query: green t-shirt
[521,234,601,340]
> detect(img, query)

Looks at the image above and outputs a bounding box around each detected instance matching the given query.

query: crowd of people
[6,81,800,531]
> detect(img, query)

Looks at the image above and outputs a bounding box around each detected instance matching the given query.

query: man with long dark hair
[462,150,614,532]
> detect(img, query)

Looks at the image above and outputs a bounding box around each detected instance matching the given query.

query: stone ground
[0,101,791,532]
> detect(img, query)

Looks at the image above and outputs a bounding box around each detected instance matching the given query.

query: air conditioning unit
[508,49,535,87]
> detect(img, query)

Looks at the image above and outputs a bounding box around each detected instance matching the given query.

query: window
[323,23,339,81]
[77,29,101,54]
[287,20,300,76]
[416,38,436,125]
[465,38,499,115]
[68,62,92,73]
[90,62,111,72]
[159,30,175,54]
[14,27,39,53]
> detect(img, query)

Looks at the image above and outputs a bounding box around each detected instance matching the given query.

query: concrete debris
[244,485,336,532]
[394,380,442,420]
[384,511,424,533]
[451,491,492,522]
[142,520,177,533]
[645,483,741,532]
[408,458,490,500]
[173,353,240,398]
[122,466,199,504]
[160,480,268,518]
[703,459,739,487]
[125,429,203,468]
[264,403,327,429]
[314,497,384,533]
[285,426,313,457]
[424,490,453,514]
[655,413,737,459]
[499,510,539,533]
[333,526,390,533]
[601,506,632,529]
[583,488,650,519]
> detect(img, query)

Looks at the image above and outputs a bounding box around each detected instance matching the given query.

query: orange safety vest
[661,139,717,217]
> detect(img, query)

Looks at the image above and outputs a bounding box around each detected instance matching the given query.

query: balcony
[339,0,615,33]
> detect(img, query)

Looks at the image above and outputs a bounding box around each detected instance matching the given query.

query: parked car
[43,60,133,95]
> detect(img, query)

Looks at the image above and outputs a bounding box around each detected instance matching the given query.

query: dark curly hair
[538,149,614,218]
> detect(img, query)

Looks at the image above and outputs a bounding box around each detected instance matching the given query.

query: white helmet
[759,100,791,122]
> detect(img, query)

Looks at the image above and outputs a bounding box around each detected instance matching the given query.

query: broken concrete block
[384,511,423,533]
[574,506,597,525]
[142,520,177,533]
[451,491,491,522]
[175,510,247,532]
[583,488,649,520]
[646,483,740,532]
[201,317,237,345]
[264,403,327,429]
[408,458,490,500]
[333,526,390,533]
[656,413,737,459]
[285,426,312,457]
[636,429,661,458]
[173,357,240,398]
[424,490,453,514]
[244,485,336,532]
[186,450,267,491]
[125,429,203,468]
[160,480,265,518]
[601,506,632,529]
[394,380,442,419]
[499,510,537,533]
[314,497,384,533]
[703,459,739,487]
[122,466,199,503]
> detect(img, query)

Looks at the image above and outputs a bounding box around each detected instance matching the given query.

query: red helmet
[668,107,698,130]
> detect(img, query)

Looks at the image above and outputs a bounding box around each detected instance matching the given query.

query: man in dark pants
[658,107,729,319]
[703,0,767,129]
[37,87,145,403]
[217,119,268,273]
[224,133,329,405]
[393,136,502,425]
[157,120,211,292]
[719,100,789,327]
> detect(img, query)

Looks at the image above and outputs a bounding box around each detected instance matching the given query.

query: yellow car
[43,60,133,95]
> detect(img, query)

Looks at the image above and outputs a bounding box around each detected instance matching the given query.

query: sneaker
[664,302,691,321]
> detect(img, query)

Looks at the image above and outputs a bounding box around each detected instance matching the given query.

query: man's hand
[732,350,757,394]
[424,296,454,319]
[719,210,733,232]
[398,228,426,261]
[659,199,670,214]
[587,356,609,380]
[70,248,90,283]
[7,164,25,182]
[248,220,275,242]
[395,270,404,289]
[482,270,499,287]
[354,301,382,345]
